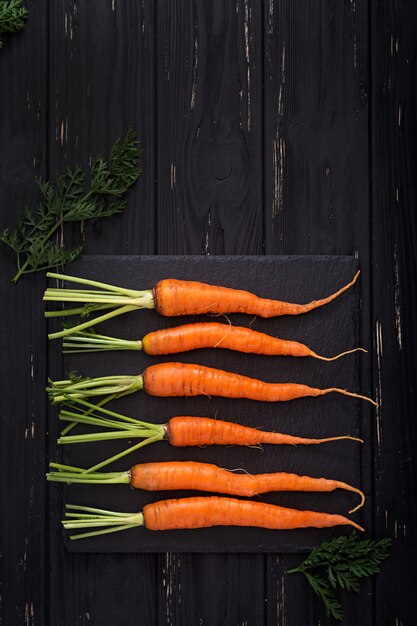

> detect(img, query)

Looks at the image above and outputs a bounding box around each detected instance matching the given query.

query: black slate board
[50,254,364,553]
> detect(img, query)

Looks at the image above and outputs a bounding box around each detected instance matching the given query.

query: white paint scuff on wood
[272,43,286,219]
[190,31,198,110]
[244,0,251,132]
[203,211,211,255]
[24,422,35,440]
[280,561,285,622]
[393,243,403,349]
[170,163,176,190]
[24,601,34,626]
[59,117,69,147]
[375,320,383,451]
[351,0,357,69]
[162,553,181,625]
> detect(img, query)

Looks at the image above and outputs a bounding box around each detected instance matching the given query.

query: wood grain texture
[371,2,417,624]
[154,1,265,623]
[2,0,416,624]
[47,2,157,625]
[264,2,372,624]
[156,0,263,255]
[47,0,156,256]
[0,2,48,625]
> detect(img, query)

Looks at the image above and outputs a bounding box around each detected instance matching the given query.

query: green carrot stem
[63,503,144,539]
[59,411,141,431]
[48,305,139,340]
[58,393,144,437]
[45,304,116,318]
[81,434,163,474]
[68,524,141,540]
[58,429,160,444]
[66,520,138,529]
[61,397,150,426]
[59,398,162,432]
[46,272,147,297]
[67,504,133,516]
[59,414,139,431]
[59,394,120,436]
[49,463,89,473]
[45,294,143,304]
[47,468,131,484]
[47,375,143,404]
[49,462,130,480]
[62,330,142,353]
[44,272,154,339]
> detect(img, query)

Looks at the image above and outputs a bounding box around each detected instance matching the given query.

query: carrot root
[322,388,378,407]
[311,347,368,362]
[342,484,366,514]
[308,435,364,444]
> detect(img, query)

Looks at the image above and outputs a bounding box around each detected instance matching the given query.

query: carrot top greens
[288,532,391,621]
[1,130,141,283]
[0,0,27,48]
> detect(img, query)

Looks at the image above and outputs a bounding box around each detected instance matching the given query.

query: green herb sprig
[0,0,27,48]
[1,130,141,283]
[288,532,391,621]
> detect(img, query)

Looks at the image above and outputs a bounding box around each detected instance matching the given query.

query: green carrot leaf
[288,532,391,621]
[304,572,343,621]
[0,0,27,48]
[1,130,141,283]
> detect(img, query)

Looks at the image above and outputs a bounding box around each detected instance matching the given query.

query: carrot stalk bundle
[62,322,366,361]
[48,362,377,406]
[47,460,365,514]
[63,498,364,540]
[54,399,362,473]
[44,271,360,340]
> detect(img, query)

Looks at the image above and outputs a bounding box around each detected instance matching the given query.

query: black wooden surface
[0,1,415,624]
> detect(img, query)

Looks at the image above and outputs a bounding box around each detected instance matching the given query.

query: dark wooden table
[1,2,416,624]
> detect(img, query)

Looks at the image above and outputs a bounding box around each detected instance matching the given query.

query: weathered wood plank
[263,1,372,624]
[0,2,48,624]
[47,1,157,624]
[156,0,263,255]
[371,2,417,624]
[4,1,416,624]
[155,1,265,624]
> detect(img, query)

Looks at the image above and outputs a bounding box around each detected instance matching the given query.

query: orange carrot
[63,322,366,360]
[54,401,362,474]
[133,462,364,514]
[154,272,360,317]
[166,416,362,447]
[143,497,365,531]
[63,497,364,539]
[48,362,377,406]
[143,323,364,360]
[45,271,360,340]
[143,363,378,405]
[48,461,365,514]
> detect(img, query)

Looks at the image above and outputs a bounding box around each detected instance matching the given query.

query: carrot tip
[328,388,378,406]
[348,489,366,514]
[352,522,365,532]
[316,347,368,361]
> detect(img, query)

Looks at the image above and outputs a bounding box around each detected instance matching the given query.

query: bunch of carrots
[44,269,374,538]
